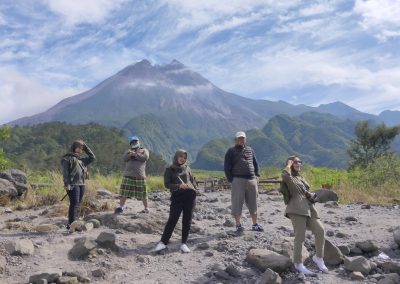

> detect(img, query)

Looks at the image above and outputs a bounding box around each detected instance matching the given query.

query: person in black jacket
[61,140,95,229]
[224,131,263,233]
[155,149,197,253]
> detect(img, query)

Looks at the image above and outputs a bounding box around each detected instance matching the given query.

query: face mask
[131,143,140,150]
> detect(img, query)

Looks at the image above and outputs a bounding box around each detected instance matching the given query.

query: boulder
[68,238,97,259]
[356,240,379,253]
[0,169,28,196]
[344,256,372,276]
[0,178,18,197]
[324,239,344,265]
[377,273,400,284]
[270,237,309,263]
[5,239,34,256]
[246,249,291,273]
[95,232,118,251]
[393,227,400,247]
[28,270,62,284]
[258,268,282,284]
[96,188,113,199]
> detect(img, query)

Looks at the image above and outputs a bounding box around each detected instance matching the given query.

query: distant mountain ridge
[7,59,400,161]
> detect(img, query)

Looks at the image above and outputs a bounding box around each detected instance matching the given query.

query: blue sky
[1,0,400,124]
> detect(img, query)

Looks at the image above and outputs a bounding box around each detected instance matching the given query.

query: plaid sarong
[119,176,147,200]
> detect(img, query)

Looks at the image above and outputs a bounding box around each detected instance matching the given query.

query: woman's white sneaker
[155,242,167,252]
[312,255,328,272]
[180,244,191,253]
[294,263,315,275]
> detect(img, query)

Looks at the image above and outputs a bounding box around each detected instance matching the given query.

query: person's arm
[252,149,260,178]
[135,148,149,162]
[164,168,181,192]
[61,158,70,190]
[81,144,96,165]
[224,148,233,183]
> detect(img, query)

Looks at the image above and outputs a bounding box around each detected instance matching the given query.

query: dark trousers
[67,185,85,225]
[161,189,196,244]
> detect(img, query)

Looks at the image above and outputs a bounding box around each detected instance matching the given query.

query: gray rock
[0,169,27,184]
[225,265,241,278]
[35,224,58,233]
[258,268,282,284]
[393,227,400,247]
[5,239,34,256]
[58,276,79,284]
[68,238,97,259]
[246,249,291,273]
[0,178,18,197]
[28,270,62,284]
[324,239,344,265]
[377,273,400,284]
[270,237,309,263]
[344,256,372,276]
[83,222,94,231]
[96,232,118,251]
[345,216,358,222]
[92,268,106,278]
[338,245,350,256]
[214,270,231,280]
[96,188,113,198]
[356,240,379,253]
[197,242,210,250]
[0,255,6,273]
[380,261,400,274]
[223,219,235,227]
[87,219,101,228]
[324,201,339,208]
[350,271,365,280]
[349,245,363,255]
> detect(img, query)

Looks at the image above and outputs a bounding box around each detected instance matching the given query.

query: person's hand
[179,183,189,189]
[64,185,70,192]
[286,159,294,168]
[256,176,260,184]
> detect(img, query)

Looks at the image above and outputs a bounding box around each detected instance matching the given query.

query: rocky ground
[0,187,399,284]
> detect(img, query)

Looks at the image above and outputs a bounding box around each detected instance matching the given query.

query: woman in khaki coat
[281,155,328,275]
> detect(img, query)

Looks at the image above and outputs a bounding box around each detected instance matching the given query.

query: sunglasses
[293,160,303,165]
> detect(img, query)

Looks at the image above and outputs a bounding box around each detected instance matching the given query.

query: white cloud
[45,0,125,26]
[0,67,83,124]
[354,0,400,41]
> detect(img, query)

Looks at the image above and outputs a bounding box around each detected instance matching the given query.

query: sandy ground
[0,188,399,284]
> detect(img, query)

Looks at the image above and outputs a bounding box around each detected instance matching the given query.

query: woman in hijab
[155,149,197,253]
[281,155,328,275]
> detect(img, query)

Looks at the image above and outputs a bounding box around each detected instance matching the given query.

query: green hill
[0,122,166,175]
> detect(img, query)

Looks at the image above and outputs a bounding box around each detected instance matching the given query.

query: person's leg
[160,194,183,245]
[119,197,127,207]
[231,178,245,226]
[244,178,260,227]
[307,218,325,258]
[181,190,196,244]
[142,198,149,211]
[67,186,80,225]
[288,214,307,264]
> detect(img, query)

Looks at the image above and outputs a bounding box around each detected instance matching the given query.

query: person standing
[61,140,95,229]
[281,156,328,275]
[155,149,197,253]
[224,131,263,233]
[115,135,150,214]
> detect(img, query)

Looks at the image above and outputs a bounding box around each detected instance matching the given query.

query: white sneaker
[312,255,328,272]
[155,242,167,252]
[180,244,191,253]
[294,263,315,275]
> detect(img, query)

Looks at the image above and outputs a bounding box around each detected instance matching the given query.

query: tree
[0,126,11,170]
[348,121,400,168]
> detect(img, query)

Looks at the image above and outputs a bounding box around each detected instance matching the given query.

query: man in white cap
[224,131,263,233]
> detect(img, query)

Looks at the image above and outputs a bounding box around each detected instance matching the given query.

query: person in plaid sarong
[115,135,150,214]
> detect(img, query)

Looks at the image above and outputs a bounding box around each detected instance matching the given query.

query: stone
[377,273,400,284]
[5,239,34,256]
[96,188,113,198]
[350,271,365,280]
[96,232,118,251]
[197,242,210,250]
[58,276,79,284]
[344,256,372,276]
[338,245,350,256]
[28,270,62,284]
[393,227,400,247]
[35,224,58,233]
[87,219,101,228]
[92,268,106,278]
[246,249,291,273]
[380,261,400,274]
[356,240,379,253]
[0,178,18,198]
[68,238,97,259]
[270,237,309,263]
[83,222,94,231]
[0,255,6,273]
[324,239,344,265]
[69,220,85,233]
[258,268,282,284]
[225,265,241,278]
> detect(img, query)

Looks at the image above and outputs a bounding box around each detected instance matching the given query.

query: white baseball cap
[235,131,246,138]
